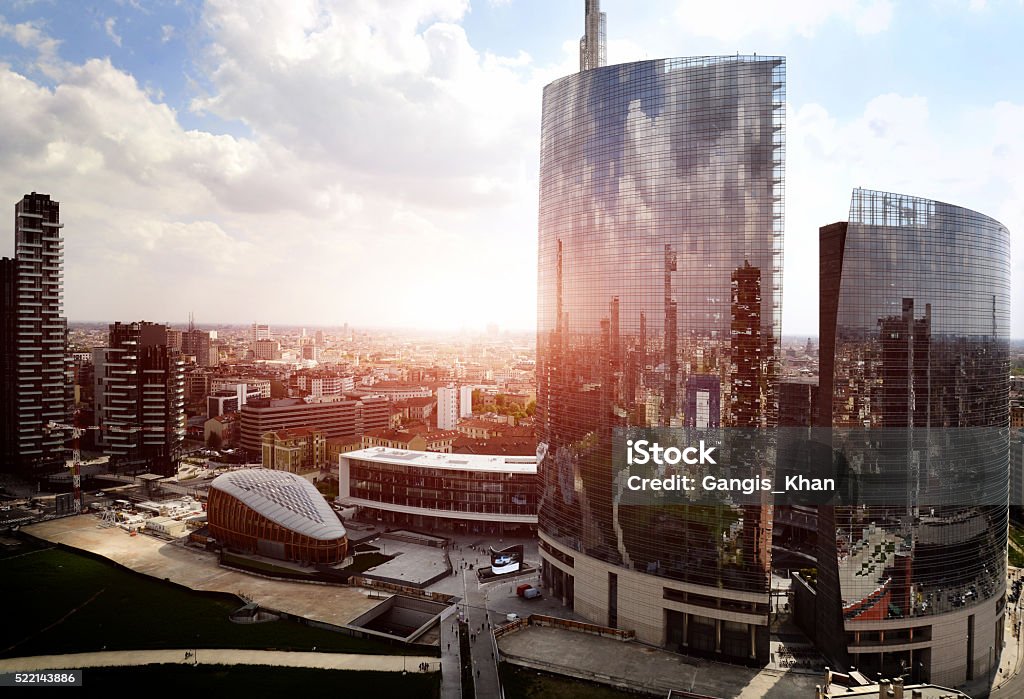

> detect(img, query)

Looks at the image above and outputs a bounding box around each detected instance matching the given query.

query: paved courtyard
[361,538,449,586]
[498,625,821,698]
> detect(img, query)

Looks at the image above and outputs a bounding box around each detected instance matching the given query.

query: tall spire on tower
[579,0,606,71]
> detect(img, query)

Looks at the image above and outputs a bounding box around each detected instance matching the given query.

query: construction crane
[44,417,95,514]
[44,419,167,514]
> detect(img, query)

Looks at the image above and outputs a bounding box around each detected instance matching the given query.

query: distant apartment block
[253,338,281,360]
[356,381,431,402]
[183,327,216,367]
[300,340,318,362]
[459,385,474,418]
[457,417,527,440]
[261,427,327,474]
[207,384,262,419]
[391,396,436,422]
[203,413,238,448]
[184,369,211,402]
[361,427,457,453]
[239,395,389,455]
[165,328,183,352]
[437,385,458,430]
[292,370,354,398]
[212,377,272,399]
[250,322,271,344]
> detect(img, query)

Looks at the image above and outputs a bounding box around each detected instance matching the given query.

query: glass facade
[339,450,537,536]
[818,188,1010,685]
[347,458,537,517]
[536,56,784,660]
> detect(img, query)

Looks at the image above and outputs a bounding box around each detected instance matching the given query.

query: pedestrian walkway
[0,649,440,673]
[443,541,505,698]
[439,607,463,699]
[498,624,821,698]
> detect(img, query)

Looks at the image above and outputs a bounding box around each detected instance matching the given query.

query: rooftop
[343,446,536,474]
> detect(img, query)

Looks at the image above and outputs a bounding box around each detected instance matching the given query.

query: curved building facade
[338,447,537,536]
[207,468,348,564]
[817,189,1010,687]
[536,56,785,663]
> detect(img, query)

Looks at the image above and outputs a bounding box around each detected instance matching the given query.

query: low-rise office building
[339,447,537,535]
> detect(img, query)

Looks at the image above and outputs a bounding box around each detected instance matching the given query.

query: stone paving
[498,625,821,698]
[0,648,440,673]
[361,538,450,586]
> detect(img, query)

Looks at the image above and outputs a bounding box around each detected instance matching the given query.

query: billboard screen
[489,544,524,575]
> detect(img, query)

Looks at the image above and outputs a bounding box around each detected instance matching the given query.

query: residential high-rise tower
[0,193,72,476]
[94,321,185,475]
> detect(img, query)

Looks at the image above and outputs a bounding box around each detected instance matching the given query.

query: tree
[206,431,222,450]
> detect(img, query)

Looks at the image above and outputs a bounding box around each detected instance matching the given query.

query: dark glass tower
[817,188,1010,687]
[536,54,785,663]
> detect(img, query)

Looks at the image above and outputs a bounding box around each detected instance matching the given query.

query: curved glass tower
[536,56,785,663]
[817,189,1010,686]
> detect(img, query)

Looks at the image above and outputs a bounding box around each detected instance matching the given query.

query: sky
[1,0,1023,335]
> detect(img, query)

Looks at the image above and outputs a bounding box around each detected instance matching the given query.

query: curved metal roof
[211,468,346,541]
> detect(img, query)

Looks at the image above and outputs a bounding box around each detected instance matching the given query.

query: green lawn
[1010,525,1024,567]
[221,551,318,577]
[500,664,656,699]
[343,552,393,574]
[0,543,426,658]
[83,664,439,696]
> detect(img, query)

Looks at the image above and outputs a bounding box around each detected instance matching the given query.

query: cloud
[673,0,894,40]
[104,17,122,47]
[0,0,559,329]
[0,15,63,77]
[160,24,175,43]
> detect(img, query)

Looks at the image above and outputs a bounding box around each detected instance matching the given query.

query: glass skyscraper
[536,55,785,663]
[817,188,1010,687]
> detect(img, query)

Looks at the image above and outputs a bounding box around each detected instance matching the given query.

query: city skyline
[1,1,1023,334]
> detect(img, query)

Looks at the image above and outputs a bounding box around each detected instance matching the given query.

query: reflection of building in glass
[730,261,775,427]
[338,447,537,536]
[536,44,785,663]
[816,188,1010,687]
[778,379,817,428]
[579,0,606,71]
[684,375,721,429]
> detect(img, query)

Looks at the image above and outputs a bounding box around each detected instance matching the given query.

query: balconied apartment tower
[94,321,185,476]
[0,193,72,476]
